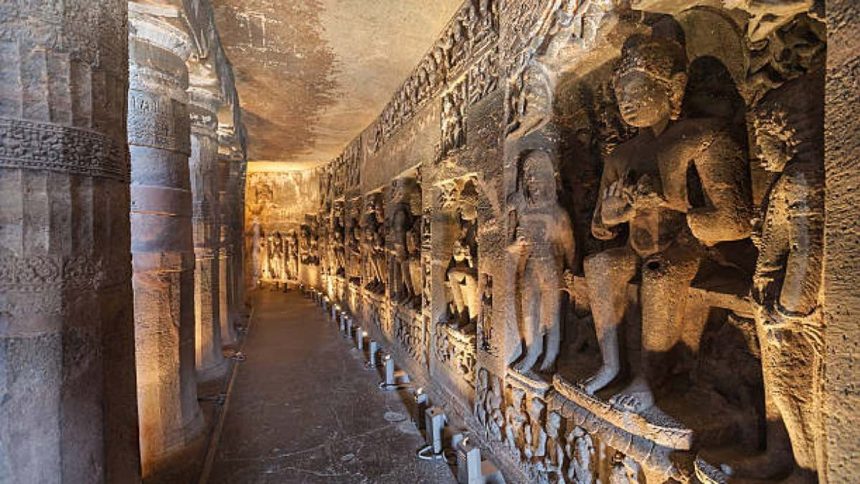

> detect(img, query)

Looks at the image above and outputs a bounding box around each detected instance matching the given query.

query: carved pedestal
[189,86,227,381]
[0,1,140,480]
[129,11,204,474]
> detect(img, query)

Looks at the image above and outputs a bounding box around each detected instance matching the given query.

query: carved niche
[361,192,387,294]
[387,176,422,308]
[439,176,479,331]
[468,46,500,106]
[331,201,347,278]
[345,199,362,284]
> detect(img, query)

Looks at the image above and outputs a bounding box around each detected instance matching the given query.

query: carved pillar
[824,1,860,481]
[230,154,247,319]
[128,8,204,475]
[0,1,140,481]
[217,130,239,345]
[237,155,250,302]
[188,85,228,380]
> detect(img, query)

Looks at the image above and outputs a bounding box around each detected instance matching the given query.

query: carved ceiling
[213,0,464,167]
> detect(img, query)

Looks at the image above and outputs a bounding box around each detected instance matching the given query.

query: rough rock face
[823,1,860,481]
[247,0,854,482]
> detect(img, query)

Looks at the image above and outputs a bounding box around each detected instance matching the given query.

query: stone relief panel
[296,1,830,482]
[434,322,478,386]
[394,308,429,368]
[365,0,499,157]
[387,176,423,309]
[361,192,387,294]
[468,46,500,106]
[440,79,469,160]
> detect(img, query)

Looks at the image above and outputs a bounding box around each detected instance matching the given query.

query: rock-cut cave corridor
[1,0,858,483]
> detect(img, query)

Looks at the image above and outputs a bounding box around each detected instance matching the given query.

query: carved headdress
[615,19,689,119]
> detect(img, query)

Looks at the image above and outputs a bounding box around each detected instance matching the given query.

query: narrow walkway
[207,289,455,483]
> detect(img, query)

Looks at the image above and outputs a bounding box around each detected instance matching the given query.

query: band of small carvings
[0,254,127,292]
[0,117,128,181]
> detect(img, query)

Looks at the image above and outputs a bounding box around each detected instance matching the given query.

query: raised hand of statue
[600,179,634,225]
[630,174,666,210]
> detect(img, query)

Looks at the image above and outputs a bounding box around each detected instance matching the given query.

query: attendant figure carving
[506,151,575,374]
[720,70,824,483]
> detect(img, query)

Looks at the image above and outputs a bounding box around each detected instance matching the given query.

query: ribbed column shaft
[0,1,140,481]
[128,10,203,476]
[189,86,228,380]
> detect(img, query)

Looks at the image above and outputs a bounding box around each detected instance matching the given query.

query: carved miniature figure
[505,387,528,461]
[487,377,505,443]
[263,232,274,279]
[270,231,284,280]
[524,397,547,462]
[441,83,467,159]
[538,412,565,484]
[477,273,494,353]
[506,151,575,374]
[286,229,299,279]
[476,368,490,428]
[581,26,752,412]
[332,209,346,276]
[565,426,595,483]
[389,178,418,303]
[251,220,263,285]
[362,196,386,292]
[406,217,423,307]
[609,452,642,484]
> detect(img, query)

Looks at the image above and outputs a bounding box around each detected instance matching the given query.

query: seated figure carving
[580,26,752,412]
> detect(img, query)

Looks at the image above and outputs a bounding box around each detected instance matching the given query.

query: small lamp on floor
[413,387,428,430]
[366,340,379,369]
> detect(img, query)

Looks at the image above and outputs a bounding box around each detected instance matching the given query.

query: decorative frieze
[0,118,128,181]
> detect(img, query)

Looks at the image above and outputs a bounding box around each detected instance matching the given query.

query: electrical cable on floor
[415,445,456,465]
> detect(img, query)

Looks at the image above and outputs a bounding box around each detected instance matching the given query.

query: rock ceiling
[213,0,464,168]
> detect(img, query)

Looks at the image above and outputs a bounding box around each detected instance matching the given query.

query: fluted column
[217,132,240,345]
[128,8,203,475]
[237,159,248,306]
[189,85,228,380]
[0,1,140,481]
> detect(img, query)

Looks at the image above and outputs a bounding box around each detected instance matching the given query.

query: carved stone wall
[253,1,846,482]
[245,169,321,287]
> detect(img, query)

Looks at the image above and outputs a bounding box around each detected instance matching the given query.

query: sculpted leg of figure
[464,273,480,323]
[515,260,544,373]
[581,248,637,394]
[730,321,820,482]
[537,257,563,372]
[613,244,699,412]
[400,259,413,301]
[448,275,466,322]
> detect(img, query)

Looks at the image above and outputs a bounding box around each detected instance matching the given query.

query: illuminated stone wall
[262,1,850,482]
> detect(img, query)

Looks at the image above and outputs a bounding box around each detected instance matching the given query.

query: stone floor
[205,288,456,483]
